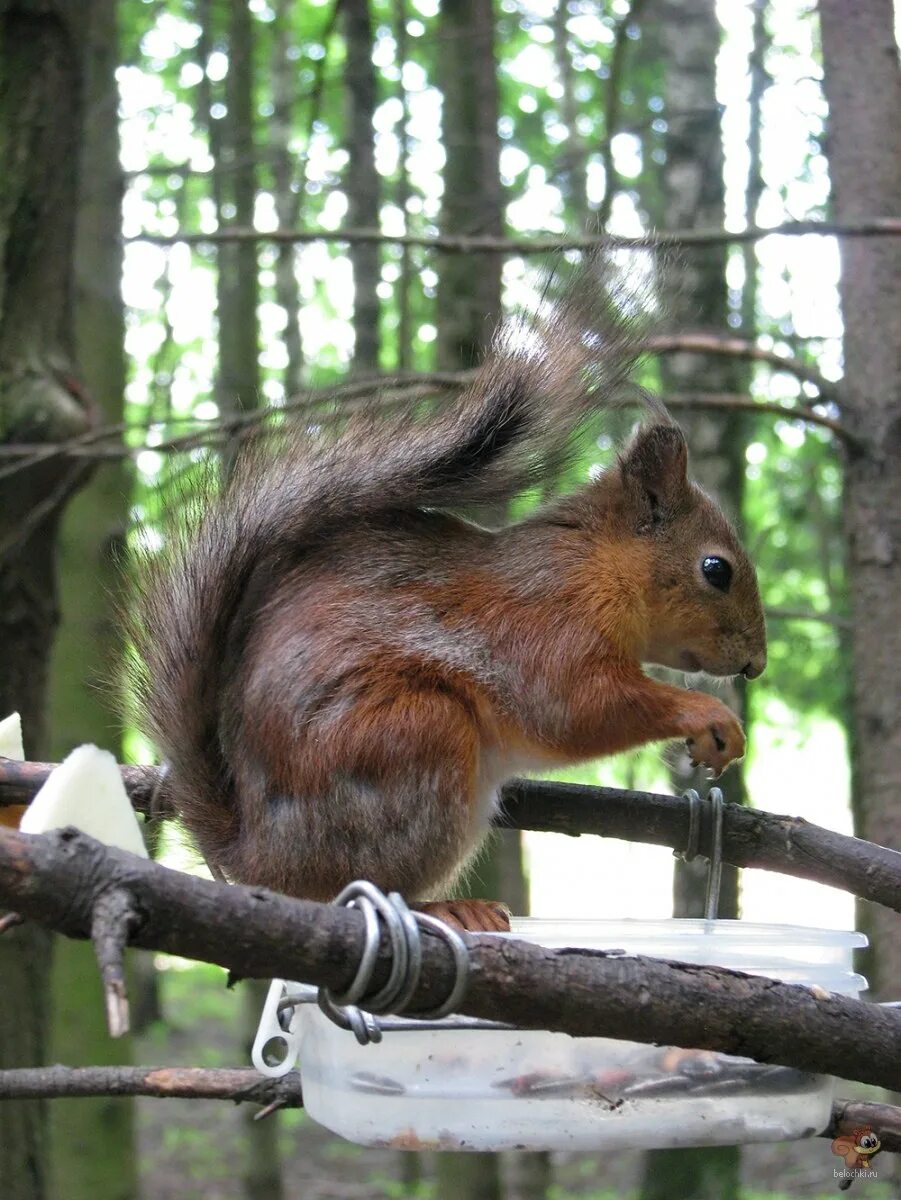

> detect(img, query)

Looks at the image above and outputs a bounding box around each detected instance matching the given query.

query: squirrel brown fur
[130,259,767,932]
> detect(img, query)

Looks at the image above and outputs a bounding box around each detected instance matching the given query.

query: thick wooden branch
[127,218,901,252]
[3,826,901,1092]
[497,779,901,916]
[2,763,899,915]
[1,1065,898,1154]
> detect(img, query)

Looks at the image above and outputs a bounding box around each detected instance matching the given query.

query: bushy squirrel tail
[129,254,657,873]
[383,255,661,512]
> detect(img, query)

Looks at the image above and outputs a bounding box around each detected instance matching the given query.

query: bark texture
[44,2,137,1196]
[435,0,503,369]
[270,0,304,397]
[819,0,901,1001]
[202,0,260,426]
[3,826,901,1091]
[0,2,93,1195]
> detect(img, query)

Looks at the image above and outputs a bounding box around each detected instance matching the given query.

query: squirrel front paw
[683,698,745,777]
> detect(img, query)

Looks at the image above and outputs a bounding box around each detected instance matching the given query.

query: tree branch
[497,779,901,915]
[2,765,898,915]
[766,606,851,630]
[0,1064,303,1107]
[643,333,837,400]
[127,218,901,252]
[0,380,857,484]
[2,825,901,1092]
[1,1064,898,1155]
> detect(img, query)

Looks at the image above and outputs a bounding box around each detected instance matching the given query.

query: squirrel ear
[619,423,689,526]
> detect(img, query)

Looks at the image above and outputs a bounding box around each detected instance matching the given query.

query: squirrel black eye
[702,555,732,592]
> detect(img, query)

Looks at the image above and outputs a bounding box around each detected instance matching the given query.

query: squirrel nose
[742,653,766,680]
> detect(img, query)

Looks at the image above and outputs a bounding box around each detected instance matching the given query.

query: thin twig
[0,911,24,934]
[644,332,837,400]
[253,1097,288,1121]
[0,376,857,489]
[0,461,94,562]
[766,606,850,630]
[0,1064,303,1107]
[127,218,901,252]
[0,1064,896,1154]
[91,888,140,1038]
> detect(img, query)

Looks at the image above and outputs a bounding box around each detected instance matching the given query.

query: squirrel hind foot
[417,899,511,933]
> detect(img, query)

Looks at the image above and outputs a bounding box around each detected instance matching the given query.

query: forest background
[0,0,898,1198]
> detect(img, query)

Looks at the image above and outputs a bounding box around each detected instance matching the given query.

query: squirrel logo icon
[831,1126,881,1168]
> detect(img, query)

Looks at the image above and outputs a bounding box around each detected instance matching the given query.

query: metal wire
[704,787,724,921]
[678,788,724,921]
[316,881,472,1043]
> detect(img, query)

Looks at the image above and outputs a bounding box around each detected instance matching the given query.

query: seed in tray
[590,1068,634,1090]
[492,1071,575,1096]
[526,1075,600,1097]
[660,1048,721,1075]
[620,1074,695,1098]
[351,1071,406,1095]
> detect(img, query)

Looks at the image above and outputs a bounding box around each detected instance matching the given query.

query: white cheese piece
[19,744,148,857]
[0,712,24,761]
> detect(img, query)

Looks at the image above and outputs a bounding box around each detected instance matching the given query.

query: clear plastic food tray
[253,918,866,1152]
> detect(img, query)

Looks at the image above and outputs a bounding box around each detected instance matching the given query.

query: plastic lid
[504,917,867,996]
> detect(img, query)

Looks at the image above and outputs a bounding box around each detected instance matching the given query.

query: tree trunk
[819,0,901,1001]
[436,0,503,370]
[271,0,304,398]
[44,3,138,1197]
[344,0,381,372]
[552,0,588,222]
[433,2,513,1195]
[204,5,284,1196]
[639,1,750,1194]
[206,0,260,429]
[393,0,413,371]
[0,1,93,1195]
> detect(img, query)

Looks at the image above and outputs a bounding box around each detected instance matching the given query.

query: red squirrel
[131,261,766,932]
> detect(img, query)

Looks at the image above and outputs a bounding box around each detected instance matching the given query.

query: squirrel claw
[682,703,745,776]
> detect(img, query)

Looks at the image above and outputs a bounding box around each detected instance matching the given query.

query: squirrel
[130,259,766,932]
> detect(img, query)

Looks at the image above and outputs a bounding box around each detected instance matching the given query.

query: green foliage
[745,417,848,725]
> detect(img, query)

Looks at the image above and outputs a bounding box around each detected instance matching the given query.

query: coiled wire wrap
[676,787,725,921]
[317,881,471,1045]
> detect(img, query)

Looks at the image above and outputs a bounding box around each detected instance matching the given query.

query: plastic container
[252,918,867,1152]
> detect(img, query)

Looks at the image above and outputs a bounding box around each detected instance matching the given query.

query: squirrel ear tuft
[619,423,688,526]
